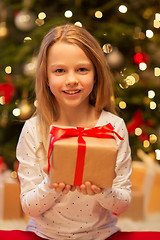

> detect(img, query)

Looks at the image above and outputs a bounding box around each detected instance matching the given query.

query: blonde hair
[35,23,116,151]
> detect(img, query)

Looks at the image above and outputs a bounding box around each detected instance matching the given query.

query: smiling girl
[2,23,158,240]
[16,23,132,240]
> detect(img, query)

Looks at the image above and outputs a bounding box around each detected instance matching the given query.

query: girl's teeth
[65,90,80,94]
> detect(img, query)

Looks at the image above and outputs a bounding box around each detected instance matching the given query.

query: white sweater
[17,110,132,240]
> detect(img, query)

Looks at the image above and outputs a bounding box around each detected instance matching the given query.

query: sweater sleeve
[16,118,61,218]
[94,118,132,215]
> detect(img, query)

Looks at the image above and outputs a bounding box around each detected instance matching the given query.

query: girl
[17,23,131,239]
[2,23,159,240]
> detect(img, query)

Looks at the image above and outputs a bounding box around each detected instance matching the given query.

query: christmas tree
[0,0,160,169]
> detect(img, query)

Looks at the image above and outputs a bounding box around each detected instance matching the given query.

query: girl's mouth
[63,90,81,95]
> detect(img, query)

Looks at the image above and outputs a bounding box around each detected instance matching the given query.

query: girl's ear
[46,77,50,86]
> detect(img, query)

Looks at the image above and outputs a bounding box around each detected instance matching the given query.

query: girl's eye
[78,68,87,72]
[55,69,64,73]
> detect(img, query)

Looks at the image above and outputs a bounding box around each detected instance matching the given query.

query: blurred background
[0,0,160,230]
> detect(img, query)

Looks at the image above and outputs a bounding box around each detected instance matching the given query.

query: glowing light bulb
[155,149,160,160]
[102,43,112,53]
[35,18,44,26]
[154,13,160,28]
[149,134,157,144]
[154,67,160,76]
[34,100,38,107]
[11,171,17,179]
[135,128,142,136]
[119,101,126,109]
[153,20,160,28]
[118,5,127,13]
[74,22,82,27]
[150,101,156,110]
[24,36,32,42]
[143,140,150,148]
[148,90,155,99]
[146,29,154,38]
[155,13,160,21]
[12,108,21,117]
[125,75,136,86]
[0,96,5,105]
[139,62,147,71]
[5,66,12,74]
[95,11,103,18]
[38,12,46,20]
[64,10,73,18]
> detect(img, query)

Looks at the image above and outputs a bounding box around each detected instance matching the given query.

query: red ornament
[127,110,153,141]
[133,52,149,65]
[0,83,16,104]
[0,156,7,172]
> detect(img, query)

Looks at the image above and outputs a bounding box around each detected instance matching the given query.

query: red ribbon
[48,123,123,186]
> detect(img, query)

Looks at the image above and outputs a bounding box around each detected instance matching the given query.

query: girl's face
[47,41,95,112]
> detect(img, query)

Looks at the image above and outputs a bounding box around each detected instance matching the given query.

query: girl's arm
[94,119,132,215]
[17,119,62,218]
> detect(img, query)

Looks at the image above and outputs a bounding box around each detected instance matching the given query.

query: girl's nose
[65,72,79,86]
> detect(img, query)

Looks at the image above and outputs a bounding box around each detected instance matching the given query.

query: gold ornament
[0,21,8,38]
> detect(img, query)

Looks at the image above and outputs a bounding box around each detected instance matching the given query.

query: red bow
[48,123,123,186]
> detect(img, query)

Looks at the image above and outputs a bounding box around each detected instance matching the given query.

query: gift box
[0,171,22,219]
[120,187,145,220]
[48,124,123,189]
[120,158,160,220]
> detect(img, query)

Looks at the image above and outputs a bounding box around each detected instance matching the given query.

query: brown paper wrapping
[3,181,22,219]
[49,136,118,189]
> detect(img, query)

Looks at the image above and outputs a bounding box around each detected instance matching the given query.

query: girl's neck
[54,105,101,128]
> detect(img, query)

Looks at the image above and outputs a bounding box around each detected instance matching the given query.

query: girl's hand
[43,165,76,194]
[76,181,103,195]
[51,183,76,194]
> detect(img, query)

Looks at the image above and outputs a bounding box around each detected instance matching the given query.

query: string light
[95,11,103,18]
[0,22,8,38]
[34,100,38,107]
[150,101,157,110]
[139,62,147,71]
[118,5,127,13]
[155,149,160,160]
[11,171,17,179]
[38,12,46,20]
[146,29,154,38]
[154,20,160,28]
[119,83,129,89]
[143,140,150,148]
[24,36,32,42]
[155,13,160,21]
[64,10,73,18]
[154,67,160,76]
[0,96,5,105]
[125,75,136,86]
[135,127,142,136]
[153,13,160,28]
[12,108,21,117]
[5,66,12,74]
[35,18,44,26]
[74,22,82,27]
[149,134,157,144]
[119,101,127,109]
[102,43,112,53]
[148,90,155,99]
